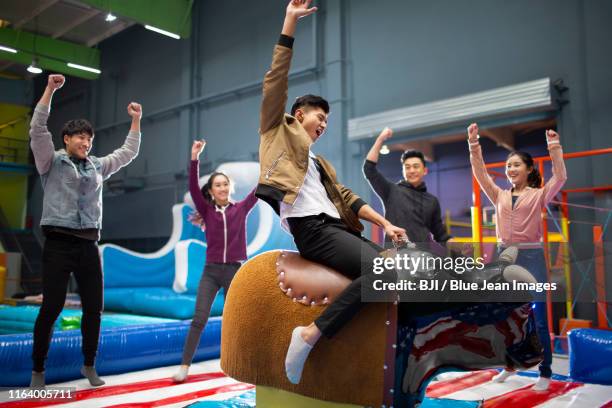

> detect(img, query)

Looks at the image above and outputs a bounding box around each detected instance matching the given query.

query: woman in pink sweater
[468,123,567,391]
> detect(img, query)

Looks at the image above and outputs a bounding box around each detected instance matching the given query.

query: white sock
[285,326,313,384]
[533,376,551,391]
[492,369,516,383]
[30,371,45,389]
[172,365,190,383]
[81,365,105,387]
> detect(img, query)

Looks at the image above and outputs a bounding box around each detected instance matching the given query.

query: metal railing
[0,136,29,164]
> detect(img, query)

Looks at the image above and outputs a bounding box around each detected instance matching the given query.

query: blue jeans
[502,247,553,378]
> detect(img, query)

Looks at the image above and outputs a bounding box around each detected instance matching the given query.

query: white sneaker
[492,369,517,383]
[533,376,551,391]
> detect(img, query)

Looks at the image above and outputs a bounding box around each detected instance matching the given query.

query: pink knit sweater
[469,141,567,245]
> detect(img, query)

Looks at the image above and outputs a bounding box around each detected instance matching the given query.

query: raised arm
[366,127,392,163]
[467,123,502,204]
[542,129,568,204]
[259,0,317,134]
[99,103,142,178]
[364,127,395,201]
[239,187,259,212]
[29,74,65,175]
[189,140,210,217]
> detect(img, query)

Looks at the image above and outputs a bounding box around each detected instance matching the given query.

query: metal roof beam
[0,27,100,79]
[51,8,100,39]
[85,20,134,47]
[11,0,62,29]
[77,0,193,38]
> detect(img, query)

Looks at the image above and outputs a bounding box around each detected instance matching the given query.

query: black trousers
[288,214,385,338]
[32,233,103,372]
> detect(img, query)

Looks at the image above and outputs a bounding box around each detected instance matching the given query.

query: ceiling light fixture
[27,59,42,74]
[67,62,101,74]
[0,45,17,53]
[144,24,180,39]
[105,12,117,22]
[380,145,390,155]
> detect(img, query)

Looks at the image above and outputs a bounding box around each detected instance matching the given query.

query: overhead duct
[348,78,558,141]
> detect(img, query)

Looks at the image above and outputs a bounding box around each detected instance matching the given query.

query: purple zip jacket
[190,160,258,264]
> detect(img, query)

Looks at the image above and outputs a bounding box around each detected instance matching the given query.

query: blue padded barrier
[0,317,221,387]
[104,287,224,320]
[568,328,612,385]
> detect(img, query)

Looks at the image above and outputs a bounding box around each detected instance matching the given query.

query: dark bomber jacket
[256,34,366,233]
[363,159,451,243]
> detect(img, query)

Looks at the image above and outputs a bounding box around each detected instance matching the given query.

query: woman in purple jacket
[173,140,258,382]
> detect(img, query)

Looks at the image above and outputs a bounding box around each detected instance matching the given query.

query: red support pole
[562,185,612,194]
[593,225,608,329]
[484,147,612,169]
[561,191,569,219]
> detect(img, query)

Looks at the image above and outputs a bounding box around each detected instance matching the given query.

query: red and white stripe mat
[0,362,610,407]
[0,360,252,408]
[427,370,612,407]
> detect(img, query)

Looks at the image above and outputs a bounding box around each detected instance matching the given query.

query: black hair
[61,119,94,147]
[507,151,542,188]
[200,172,232,204]
[400,150,426,167]
[290,94,330,116]
[61,119,93,138]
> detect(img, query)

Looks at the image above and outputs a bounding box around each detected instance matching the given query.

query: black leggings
[32,233,103,372]
[288,214,385,338]
[181,262,240,365]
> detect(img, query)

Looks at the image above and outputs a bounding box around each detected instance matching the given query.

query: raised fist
[467,123,479,142]
[286,0,317,20]
[127,102,142,119]
[546,129,560,143]
[47,74,65,91]
[378,127,393,142]
[191,139,206,159]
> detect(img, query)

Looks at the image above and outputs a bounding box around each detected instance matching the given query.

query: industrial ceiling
[0,0,193,79]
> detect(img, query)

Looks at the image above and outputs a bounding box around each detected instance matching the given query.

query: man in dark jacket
[364,127,452,247]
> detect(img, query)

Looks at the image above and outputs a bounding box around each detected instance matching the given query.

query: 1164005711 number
[4,387,75,401]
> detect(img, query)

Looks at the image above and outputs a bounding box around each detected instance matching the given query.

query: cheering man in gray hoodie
[29,74,141,388]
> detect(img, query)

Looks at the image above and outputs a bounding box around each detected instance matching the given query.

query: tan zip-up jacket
[256,35,366,233]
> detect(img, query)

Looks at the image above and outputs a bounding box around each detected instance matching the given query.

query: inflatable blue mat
[0,317,221,387]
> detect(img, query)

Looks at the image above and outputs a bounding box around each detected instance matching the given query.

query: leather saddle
[275,250,351,306]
